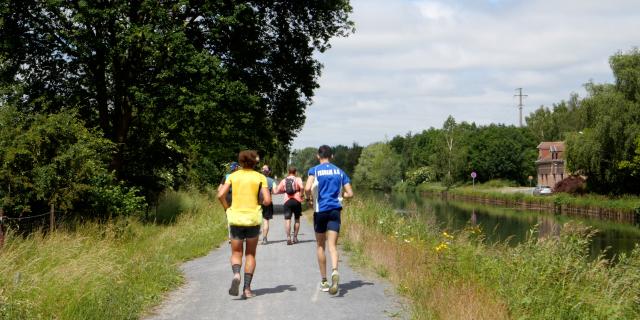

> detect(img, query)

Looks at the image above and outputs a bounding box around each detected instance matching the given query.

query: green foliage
[467,125,537,184]
[525,94,581,142]
[406,166,435,186]
[618,136,640,177]
[0,0,354,200]
[385,118,534,189]
[564,79,640,194]
[0,107,144,216]
[289,147,318,178]
[354,143,402,190]
[331,143,363,178]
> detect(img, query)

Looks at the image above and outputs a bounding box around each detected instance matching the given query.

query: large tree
[564,49,640,194]
[354,142,402,191]
[0,0,353,196]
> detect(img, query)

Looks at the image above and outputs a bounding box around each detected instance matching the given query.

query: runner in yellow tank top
[218,150,271,299]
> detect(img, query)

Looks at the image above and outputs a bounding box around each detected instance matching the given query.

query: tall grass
[0,190,227,319]
[342,197,640,319]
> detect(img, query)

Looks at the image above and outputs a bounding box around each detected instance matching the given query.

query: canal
[384,192,640,259]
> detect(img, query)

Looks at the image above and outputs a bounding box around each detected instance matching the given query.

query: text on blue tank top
[310,163,351,212]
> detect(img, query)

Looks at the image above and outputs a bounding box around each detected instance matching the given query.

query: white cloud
[292,0,640,149]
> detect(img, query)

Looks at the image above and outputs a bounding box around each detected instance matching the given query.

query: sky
[291,0,640,150]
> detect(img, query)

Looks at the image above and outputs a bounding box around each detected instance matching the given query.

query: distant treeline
[292,49,640,195]
[0,1,354,218]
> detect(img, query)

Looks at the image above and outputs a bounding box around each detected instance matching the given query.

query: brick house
[535,141,568,188]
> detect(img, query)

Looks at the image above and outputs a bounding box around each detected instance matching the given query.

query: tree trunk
[49,203,55,232]
[0,206,5,248]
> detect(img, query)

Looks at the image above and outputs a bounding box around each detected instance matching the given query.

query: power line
[514,88,528,127]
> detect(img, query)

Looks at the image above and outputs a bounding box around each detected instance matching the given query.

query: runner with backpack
[275,166,305,245]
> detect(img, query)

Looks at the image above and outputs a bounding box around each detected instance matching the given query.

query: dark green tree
[0,0,353,199]
[289,147,318,178]
[467,125,537,184]
[332,143,362,178]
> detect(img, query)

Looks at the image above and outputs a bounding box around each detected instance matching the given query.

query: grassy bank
[0,190,226,319]
[411,182,640,213]
[342,197,640,319]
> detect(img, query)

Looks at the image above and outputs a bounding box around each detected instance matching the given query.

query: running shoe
[229,277,240,296]
[320,280,330,292]
[329,269,340,295]
[261,237,268,245]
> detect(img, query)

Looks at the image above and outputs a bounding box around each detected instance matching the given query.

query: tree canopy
[0,0,353,216]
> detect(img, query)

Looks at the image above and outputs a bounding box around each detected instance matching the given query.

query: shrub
[0,107,144,218]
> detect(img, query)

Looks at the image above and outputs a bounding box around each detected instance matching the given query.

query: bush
[406,166,435,186]
[0,107,144,218]
[554,175,586,194]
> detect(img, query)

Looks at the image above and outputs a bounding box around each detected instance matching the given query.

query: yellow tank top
[225,169,267,226]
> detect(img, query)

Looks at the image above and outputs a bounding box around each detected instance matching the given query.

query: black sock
[322,277,327,282]
[232,264,241,275]
[243,273,253,290]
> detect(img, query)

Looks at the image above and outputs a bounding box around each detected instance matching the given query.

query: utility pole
[514,88,528,127]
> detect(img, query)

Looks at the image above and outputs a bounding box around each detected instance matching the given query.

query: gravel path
[146,194,407,320]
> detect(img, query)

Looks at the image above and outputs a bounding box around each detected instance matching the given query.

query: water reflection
[385,191,640,259]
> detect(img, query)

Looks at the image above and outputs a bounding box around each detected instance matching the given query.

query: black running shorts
[313,209,341,233]
[262,203,274,220]
[229,225,261,240]
[283,198,302,220]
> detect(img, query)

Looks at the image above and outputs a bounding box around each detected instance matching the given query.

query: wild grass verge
[342,197,640,319]
[0,190,226,319]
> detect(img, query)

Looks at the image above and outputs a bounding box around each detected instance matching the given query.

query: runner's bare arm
[304,175,315,203]
[343,183,354,198]
[217,183,231,210]
[260,186,272,206]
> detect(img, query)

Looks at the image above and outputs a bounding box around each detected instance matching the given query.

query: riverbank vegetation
[342,197,640,319]
[0,190,226,319]
[410,182,640,214]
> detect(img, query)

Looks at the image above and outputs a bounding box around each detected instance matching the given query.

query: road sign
[471,171,477,188]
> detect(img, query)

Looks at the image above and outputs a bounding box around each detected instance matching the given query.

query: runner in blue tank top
[304,145,354,295]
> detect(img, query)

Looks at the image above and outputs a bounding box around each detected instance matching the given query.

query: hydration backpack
[285,177,297,195]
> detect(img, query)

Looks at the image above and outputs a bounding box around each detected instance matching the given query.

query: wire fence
[0,211,52,222]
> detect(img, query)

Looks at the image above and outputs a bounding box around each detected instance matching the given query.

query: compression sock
[232,264,241,275]
[243,273,253,289]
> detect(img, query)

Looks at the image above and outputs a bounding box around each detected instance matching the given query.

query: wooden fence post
[49,203,55,232]
[0,206,5,248]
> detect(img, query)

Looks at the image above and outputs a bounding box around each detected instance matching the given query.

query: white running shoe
[329,269,339,295]
[320,280,330,292]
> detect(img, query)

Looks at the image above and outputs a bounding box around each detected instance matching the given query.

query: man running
[275,166,304,245]
[304,145,354,295]
[261,165,276,244]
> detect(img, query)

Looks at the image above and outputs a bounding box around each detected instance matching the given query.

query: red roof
[537,141,565,151]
